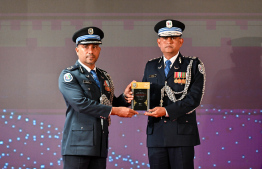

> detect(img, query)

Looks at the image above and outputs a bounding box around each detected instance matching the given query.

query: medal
[174,72,186,84]
[104,80,111,92]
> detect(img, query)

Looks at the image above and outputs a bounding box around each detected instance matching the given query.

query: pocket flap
[72,123,93,130]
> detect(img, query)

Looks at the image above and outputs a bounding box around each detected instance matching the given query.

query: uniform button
[165,94,167,96]
[88,88,90,90]
[81,127,83,129]
[186,121,188,123]
[164,121,167,123]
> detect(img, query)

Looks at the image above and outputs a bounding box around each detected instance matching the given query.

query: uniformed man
[142,19,206,169]
[58,26,138,169]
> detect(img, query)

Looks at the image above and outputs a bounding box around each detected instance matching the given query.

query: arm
[59,70,112,118]
[112,80,135,107]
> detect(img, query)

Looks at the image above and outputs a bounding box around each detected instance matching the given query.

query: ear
[179,38,184,46]
[157,38,161,47]
[75,46,79,55]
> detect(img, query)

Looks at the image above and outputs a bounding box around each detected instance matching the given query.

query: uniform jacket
[58,61,128,157]
[142,53,205,147]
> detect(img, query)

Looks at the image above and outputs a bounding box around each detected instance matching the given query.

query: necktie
[91,70,100,88]
[165,60,171,77]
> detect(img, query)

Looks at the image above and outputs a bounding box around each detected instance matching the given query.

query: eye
[93,45,98,49]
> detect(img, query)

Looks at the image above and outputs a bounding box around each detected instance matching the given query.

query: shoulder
[181,55,204,65]
[59,64,81,82]
[146,56,162,66]
[148,56,162,63]
[97,67,107,73]
[61,64,82,74]
[97,67,109,76]
[66,64,80,71]
[182,55,197,61]
[182,55,205,74]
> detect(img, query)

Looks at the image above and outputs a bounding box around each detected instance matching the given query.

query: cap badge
[88,28,94,35]
[166,20,172,28]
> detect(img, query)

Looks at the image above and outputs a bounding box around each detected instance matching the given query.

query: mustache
[86,54,95,57]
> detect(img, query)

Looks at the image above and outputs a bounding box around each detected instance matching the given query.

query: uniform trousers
[148,146,195,169]
[63,155,106,169]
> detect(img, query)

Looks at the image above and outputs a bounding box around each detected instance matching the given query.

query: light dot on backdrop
[0,108,261,168]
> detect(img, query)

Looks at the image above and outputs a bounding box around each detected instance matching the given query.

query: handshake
[110,81,166,118]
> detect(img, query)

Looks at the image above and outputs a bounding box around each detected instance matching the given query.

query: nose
[87,46,94,54]
[166,37,173,43]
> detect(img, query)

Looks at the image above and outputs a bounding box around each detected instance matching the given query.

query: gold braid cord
[98,70,115,126]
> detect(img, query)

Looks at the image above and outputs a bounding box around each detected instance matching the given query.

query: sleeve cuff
[165,108,169,117]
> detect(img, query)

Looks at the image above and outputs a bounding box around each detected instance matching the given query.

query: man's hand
[111,107,139,118]
[123,80,136,103]
[144,107,166,117]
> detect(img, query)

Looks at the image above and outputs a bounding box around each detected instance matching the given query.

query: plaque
[131,82,150,111]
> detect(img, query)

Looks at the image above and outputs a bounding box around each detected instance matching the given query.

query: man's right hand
[111,107,139,118]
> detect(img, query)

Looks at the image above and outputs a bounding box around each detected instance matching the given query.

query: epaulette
[183,56,197,60]
[149,56,161,62]
[66,65,79,71]
[97,67,108,74]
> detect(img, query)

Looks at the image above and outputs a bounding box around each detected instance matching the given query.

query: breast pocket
[81,80,96,99]
[70,123,94,146]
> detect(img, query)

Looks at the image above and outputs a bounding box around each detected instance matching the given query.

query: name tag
[83,80,92,84]
[149,74,157,78]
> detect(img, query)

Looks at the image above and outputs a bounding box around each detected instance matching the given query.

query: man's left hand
[144,107,166,117]
[123,80,136,103]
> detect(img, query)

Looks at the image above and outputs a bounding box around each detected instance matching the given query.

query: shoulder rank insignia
[67,66,74,70]
[66,65,79,71]
[183,56,196,59]
[149,56,161,62]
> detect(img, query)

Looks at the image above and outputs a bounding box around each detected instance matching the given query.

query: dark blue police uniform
[143,20,206,169]
[58,27,128,169]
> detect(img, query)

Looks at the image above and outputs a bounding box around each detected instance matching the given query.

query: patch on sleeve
[64,73,73,82]
[198,63,205,74]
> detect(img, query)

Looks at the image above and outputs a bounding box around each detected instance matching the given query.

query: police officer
[143,19,206,169]
[58,26,138,169]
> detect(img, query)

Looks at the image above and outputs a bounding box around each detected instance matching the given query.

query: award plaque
[131,82,150,111]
